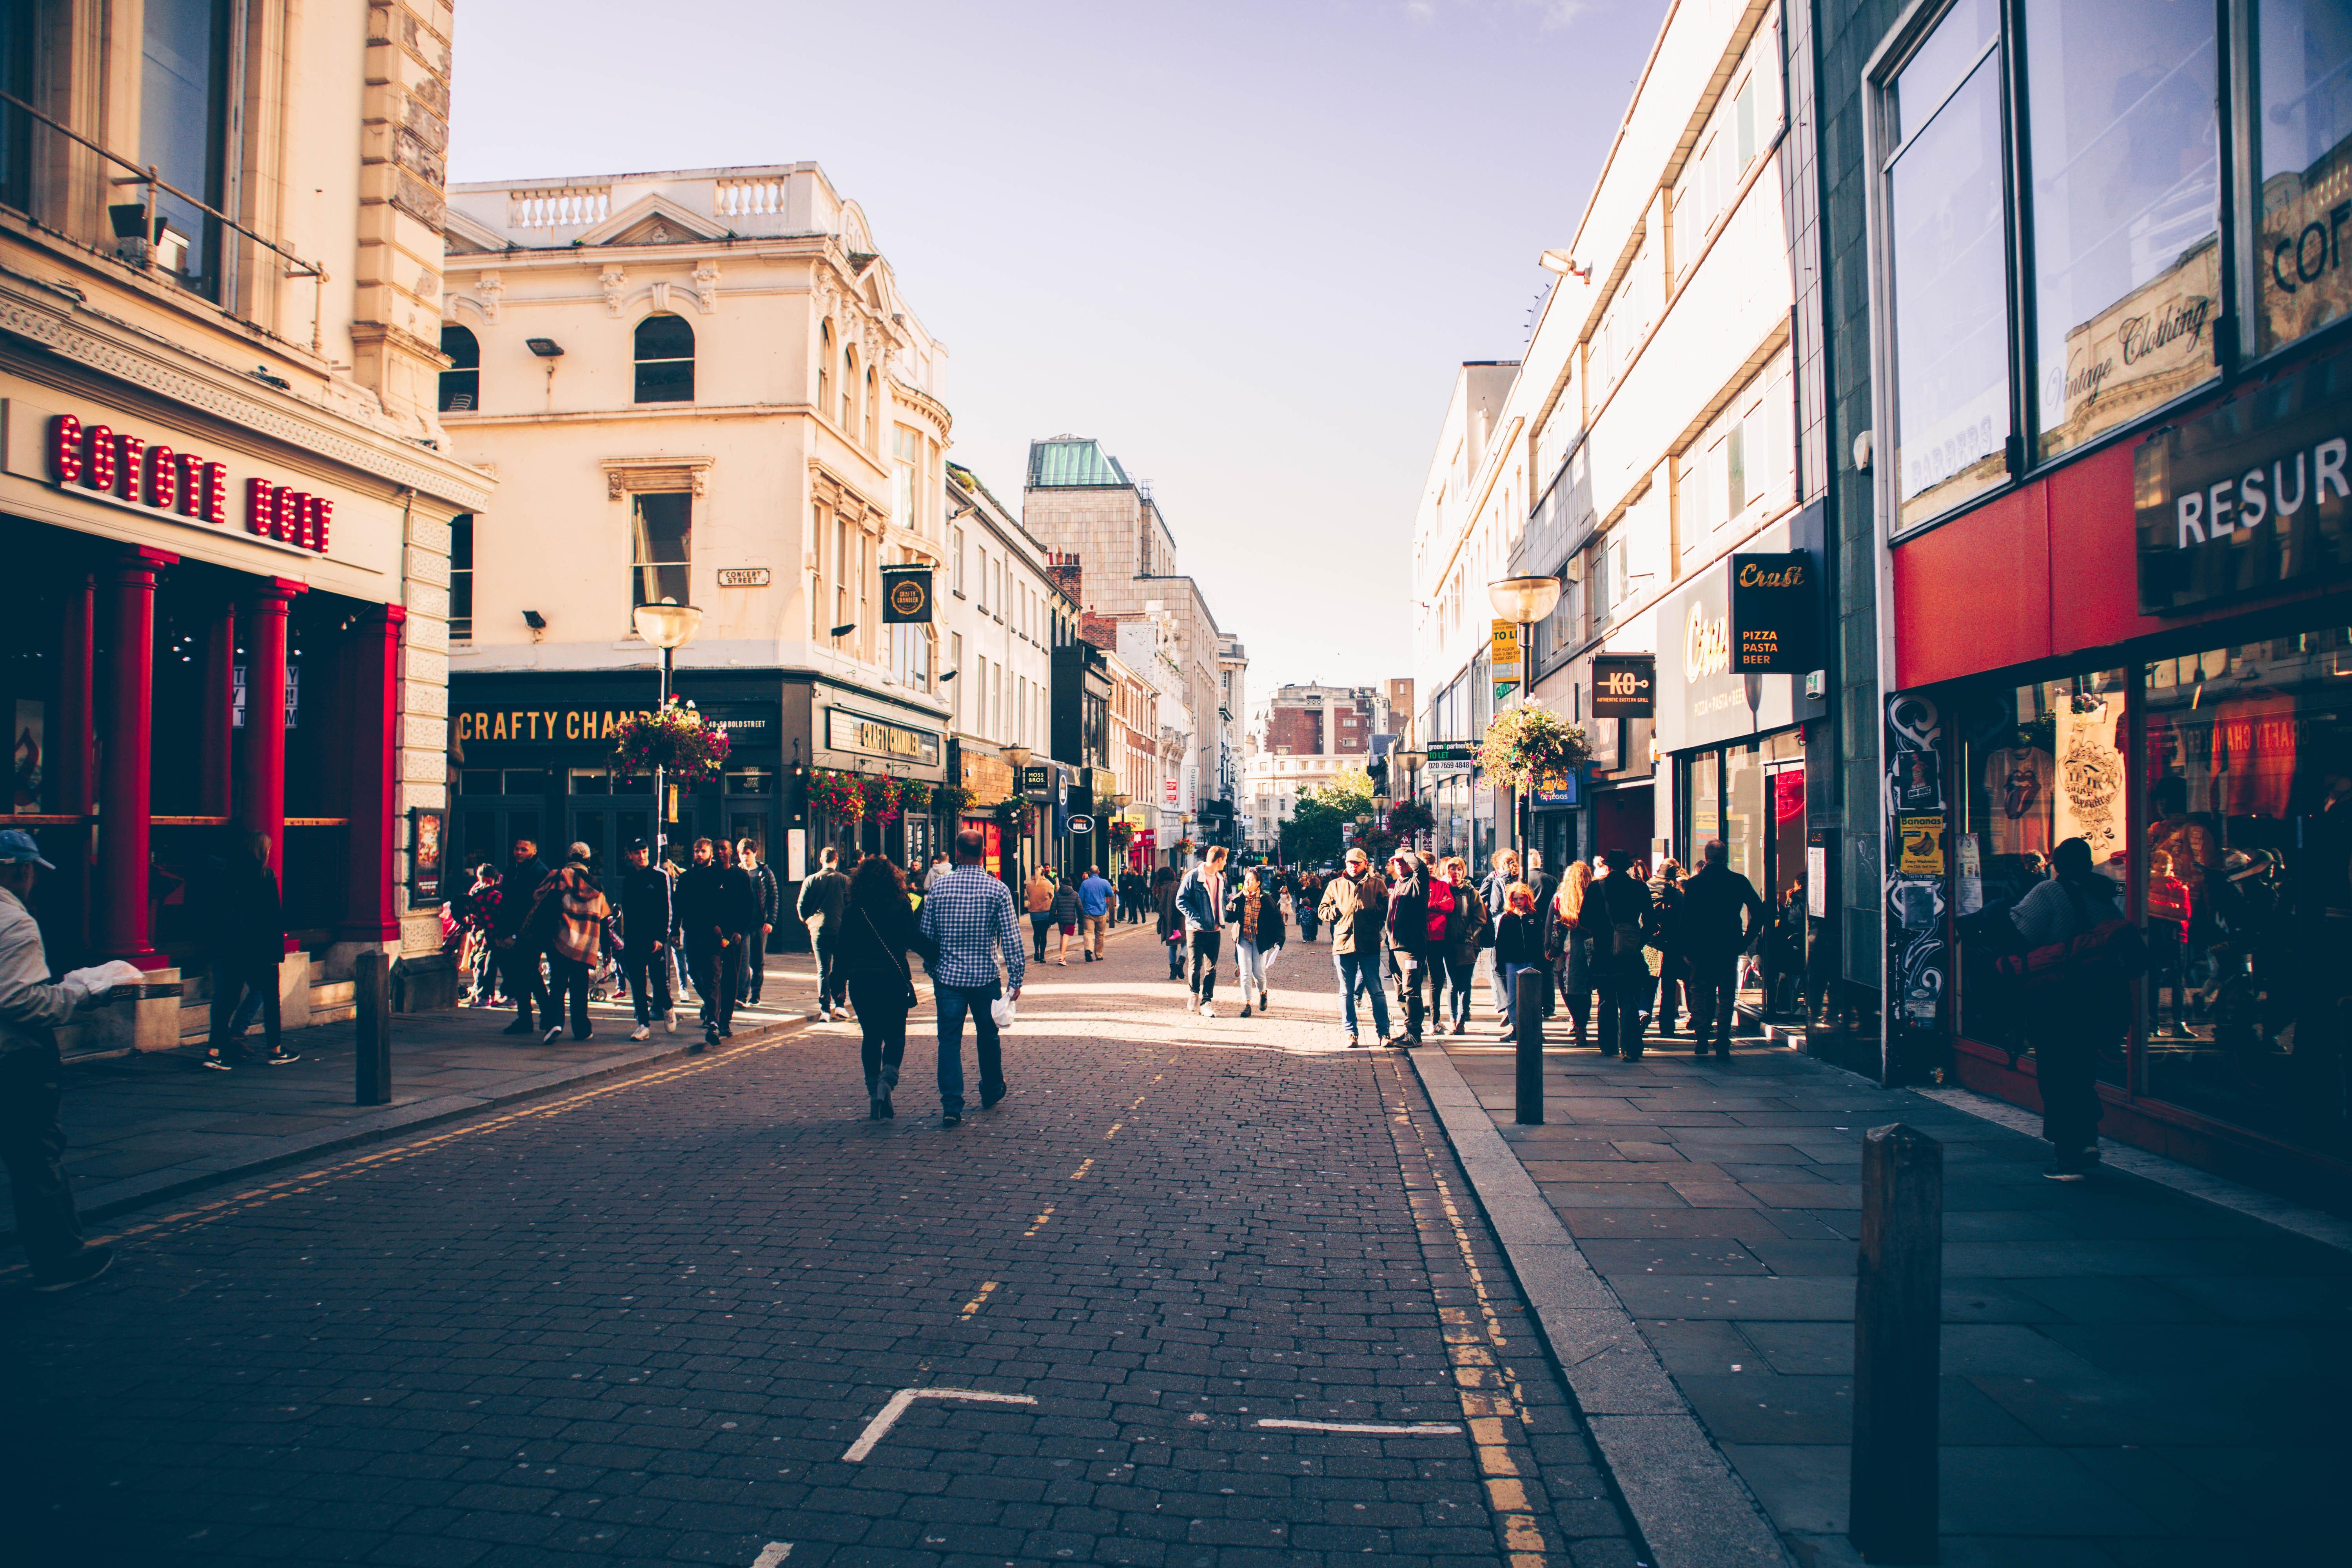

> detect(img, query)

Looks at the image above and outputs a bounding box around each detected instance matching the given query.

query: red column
[240,579,305,878]
[100,548,175,969]
[340,604,407,943]
[199,603,235,818]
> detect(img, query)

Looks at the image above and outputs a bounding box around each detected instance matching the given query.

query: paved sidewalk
[1421,1029,2352,1566]
[0,951,829,1238]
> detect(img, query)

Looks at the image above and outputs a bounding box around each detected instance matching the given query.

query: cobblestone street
[0,925,1642,1568]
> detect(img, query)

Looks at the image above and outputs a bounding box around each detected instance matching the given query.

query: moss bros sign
[2135,348,2352,613]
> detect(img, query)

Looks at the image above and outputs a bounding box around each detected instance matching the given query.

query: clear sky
[450,0,1671,705]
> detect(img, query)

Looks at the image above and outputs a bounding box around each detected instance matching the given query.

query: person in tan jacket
[1318,848,1391,1045]
[1024,868,1056,963]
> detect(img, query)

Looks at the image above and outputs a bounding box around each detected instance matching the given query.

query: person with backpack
[1587,848,1655,1058]
[796,847,851,1021]
[2007,836,2128,1180]
[1680,842,1765,1058]
[528,842,612,1043]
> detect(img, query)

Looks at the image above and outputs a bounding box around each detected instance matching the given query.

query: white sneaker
[1200,1002,1217,1018]
[541,1025,563,1043]
[1185,995,1198,1013]
[630,1024,651,1041]
[665,1012,677,1034]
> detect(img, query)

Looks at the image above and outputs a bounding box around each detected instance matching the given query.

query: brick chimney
[1046,549,1083,606]
[1079,612,1118,651]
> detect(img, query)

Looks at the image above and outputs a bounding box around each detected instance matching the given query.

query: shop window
[439,326,479,412]
[2137,630,2352,1159]
[1886,7,2013,531]
[448,515,473,641]
[2025,0,2221,462]
[893,425,920,528]
[630,492,691,610]
[140,0,233,300]
[633,314,695,403]
[0,1,30,216]
[1955,669,2129,1074]
[2254,0,2352,355]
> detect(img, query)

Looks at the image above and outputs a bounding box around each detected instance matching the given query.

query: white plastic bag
[1262,944,1282,976]
[991,995,1017,1030]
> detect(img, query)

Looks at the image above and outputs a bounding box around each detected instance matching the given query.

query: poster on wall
[1898,814,1945,875]
[2053,690,2127,866]
[408,808,445,904]
[12,699,42,810]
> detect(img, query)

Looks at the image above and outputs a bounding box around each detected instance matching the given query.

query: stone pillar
[100,548,174,969]
[241,579,305,876]
[353,2,456,433]
[339,604,407,944]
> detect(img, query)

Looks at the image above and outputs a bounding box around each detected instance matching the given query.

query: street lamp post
[1486,575,1563,860]
[1395,748,1425,848]
[1002,744,1033,884]
[632,599,704,864]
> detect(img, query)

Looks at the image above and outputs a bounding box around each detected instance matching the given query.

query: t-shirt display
[2054,697,2127,866]
[1982,746,2054,857]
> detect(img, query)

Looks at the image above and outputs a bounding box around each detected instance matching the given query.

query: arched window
[817,319,833,416]
[634,314,695,403]
[841,347,856,428]
[439,323,479,412]
[864,367,877,448]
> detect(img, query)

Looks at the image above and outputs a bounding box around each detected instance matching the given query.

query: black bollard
[1850,1122,1942,1563]
[1514,967,1544,1125]
[356,951,392,1106]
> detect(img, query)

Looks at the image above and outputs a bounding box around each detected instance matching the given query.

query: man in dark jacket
[1680,840,1766,1058]
[201,833,298,1070]
[1589,848,1655,1059]
[738,839,779,1004]
[1383,856,1430,1046]
[796,847,851,1021]
[676,838,760,1049]
[1527,851,1561,1018]
[491,837,553,1036]
[617,839,674,1040]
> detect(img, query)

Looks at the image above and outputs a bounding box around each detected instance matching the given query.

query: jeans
[1595,949,1648,1056]
[1653,949,1685,1033]
[1685,949,1739,1052]
[1031,913,1054,962]
[0,1045,84,1276]
[1165,930,1185,977]
[621,942,671,1025]
[546,954,593,1036]
[502,942,553,1026]
[1439,951,1476,1027]
[742,930,766,1002]
[812,928,845,1011]
[209,957,281,1056]
[848,971,911,1094]
[1556,936,1592,1029]
[1488,944,1510,1017]
[1188,929,1222,1002]
[934,983,1004,1115]
[1500,961,1539,1035]
[1235,938,1268,998]
[690,939,741,1034]
[1336,949,1390,1040]
[1084,913,1110,957]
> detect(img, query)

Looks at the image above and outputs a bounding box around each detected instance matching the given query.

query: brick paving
[0,920,1644,1568]
[1435,1027,2352,1567]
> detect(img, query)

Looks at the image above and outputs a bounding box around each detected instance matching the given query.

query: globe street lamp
[1487,575,1563,858]
[632,599,704,861]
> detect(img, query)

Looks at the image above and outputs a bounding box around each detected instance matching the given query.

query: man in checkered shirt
[918,828,1025,1126]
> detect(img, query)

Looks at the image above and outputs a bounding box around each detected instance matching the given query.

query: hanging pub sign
[1728,551,1817,674]
[1590,654,1656,718]
[2135,346,2352,613]
[881,566,934,623]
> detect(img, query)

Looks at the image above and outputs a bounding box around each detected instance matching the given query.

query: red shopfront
[1,392,417,1035]
[1887,364,2352,1209]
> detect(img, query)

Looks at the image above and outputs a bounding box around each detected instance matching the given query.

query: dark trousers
[848,971,911,1093]
[1188,929,1221,1002]
[2033,1004,2105,1156]
[1439,950,1476,1027]
[1653,949,1686,1033]
[743,930,766,1002]
[546,954,593,1036]
[1685,949,1739,1051]
[502,942,553,1025]
[1595,950,1649,1056]
[1393,952,1428,1040]
[1,1046,84,1276]
[1165,931,1184,977]
[812,929,845,1010]
[934,983,1004,1115]
[1031,913,1053,962]
[208,956,281,1056]
[691,940,741,1033]
[621,942,671,1025]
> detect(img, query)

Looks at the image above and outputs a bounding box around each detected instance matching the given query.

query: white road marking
[750,1544,793,1568]
[842,1387,1039,1462]
[1252,1418,1464,1436]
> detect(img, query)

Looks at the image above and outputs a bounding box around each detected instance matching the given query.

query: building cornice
[0,273,494,511]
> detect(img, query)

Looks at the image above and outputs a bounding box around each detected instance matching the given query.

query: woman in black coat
[836,855,937,1119]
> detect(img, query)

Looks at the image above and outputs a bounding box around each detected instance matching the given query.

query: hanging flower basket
[931,783,967,817]
[898,780,932,815]
[611,703,731,787]
[1387,799,1436,838]
[864,774,902,826]
[1477,704,1592,793]
[808,768,865,821]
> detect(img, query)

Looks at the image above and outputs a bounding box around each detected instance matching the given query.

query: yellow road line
[957,1281,999,1320]
[1068,1159,1094,1180]
[1022,1206,1054,1238]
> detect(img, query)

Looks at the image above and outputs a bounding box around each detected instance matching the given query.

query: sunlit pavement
[0,921,1646,1568]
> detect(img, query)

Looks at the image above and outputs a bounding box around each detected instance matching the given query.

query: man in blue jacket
[1177,848,1228,1016]
[1078,864,1114,962]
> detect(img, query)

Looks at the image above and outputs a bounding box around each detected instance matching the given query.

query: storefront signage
[1728,551,1817,674]
[1069,814,1094,836]
[1591,655,1656,718]
[408,807,446,904]
[1164,777,1179,804]
[716,567,770,587]
[41,411,330,555]
[1425,741,1477,762]
[1489,620,1520,674]
[1024,765,1054,797]
[1532,771,1581,809]
[456,706,656,743]
[2134,347,2352,612]
[823,707,941,767]
[1653,505,1828,753]
[882,566,933,623]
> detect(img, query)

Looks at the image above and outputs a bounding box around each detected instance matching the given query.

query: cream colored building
[1243,683,1378,855]
[1,0,489,1048]
[1410,0,1812,885]
[437,162,957,878]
